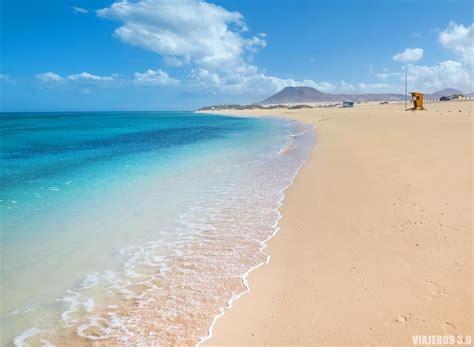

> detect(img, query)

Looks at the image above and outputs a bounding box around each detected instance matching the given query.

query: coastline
[197,122,315,347]
[201,101,473,345]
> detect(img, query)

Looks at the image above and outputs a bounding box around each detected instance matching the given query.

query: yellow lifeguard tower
[410,92,425,110]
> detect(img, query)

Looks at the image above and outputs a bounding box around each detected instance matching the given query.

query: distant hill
[427,88,464,99]
[258,86,405,104]
[260,86,338,104]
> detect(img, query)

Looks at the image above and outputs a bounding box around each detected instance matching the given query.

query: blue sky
[1,0,473,111]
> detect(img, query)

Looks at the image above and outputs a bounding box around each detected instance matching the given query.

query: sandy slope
[201,101,473,345]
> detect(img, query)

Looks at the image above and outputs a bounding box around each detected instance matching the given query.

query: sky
[0,0,473,111]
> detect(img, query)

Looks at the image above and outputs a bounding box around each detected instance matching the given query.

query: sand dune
[201,100,473,345]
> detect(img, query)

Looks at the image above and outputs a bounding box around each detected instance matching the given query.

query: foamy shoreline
[202,101,473,345]
[196,122,315,347]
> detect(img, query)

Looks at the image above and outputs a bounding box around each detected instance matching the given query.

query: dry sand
[201,101,473,345]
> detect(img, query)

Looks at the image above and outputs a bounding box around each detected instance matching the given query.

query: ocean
[0,111,313,346]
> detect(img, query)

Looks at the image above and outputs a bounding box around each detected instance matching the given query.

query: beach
[202,101,473,345]
[3,0,473,344]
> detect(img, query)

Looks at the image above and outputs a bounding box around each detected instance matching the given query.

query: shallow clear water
[0,111,313,346]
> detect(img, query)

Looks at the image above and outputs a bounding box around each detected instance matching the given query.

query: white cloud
[403,60,472,92]
[97,0,287,97]
[35,72,118,94]
[133,69,180,86]
[97,0,265,72]
[188,67,334,96]
[72,6,88,14]
[188,68,396,95]
[67,72,114,81]
[393,48,424,63]
[438,21,473,64]
[36,72,64,83]
[376,61,472,94]
[36,72,115,84]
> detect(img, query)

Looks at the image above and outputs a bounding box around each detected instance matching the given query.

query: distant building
[342,101,354,108]
[450,94,464,100]
[439,94,464,101]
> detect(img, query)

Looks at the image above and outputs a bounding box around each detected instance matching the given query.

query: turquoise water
[0,111,313,346]
[1,112,255,229]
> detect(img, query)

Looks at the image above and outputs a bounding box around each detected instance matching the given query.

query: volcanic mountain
[258,86,405,104]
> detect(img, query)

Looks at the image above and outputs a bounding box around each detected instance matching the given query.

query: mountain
[427,88,464,99]
[260,86,338,104]
[258,86,405,104]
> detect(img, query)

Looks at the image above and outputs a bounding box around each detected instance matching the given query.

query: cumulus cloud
[97,0,265,72]
[133,69,180,86]
[36,72,64,83]
[393,48,424,63]
[438,21,473,64]
[375,58,473,93]
[403,60,472,92]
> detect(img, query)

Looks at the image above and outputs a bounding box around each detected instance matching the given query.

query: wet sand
[201,101,473,345]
